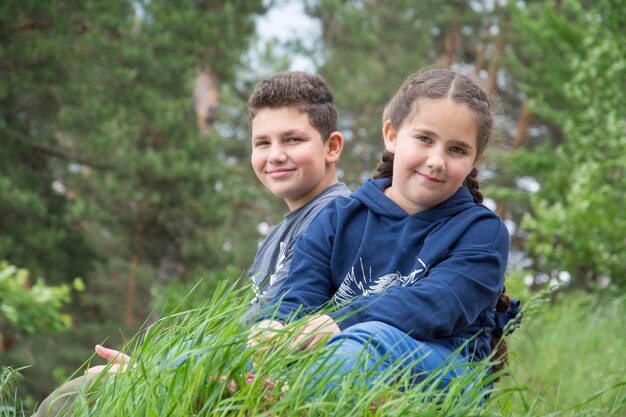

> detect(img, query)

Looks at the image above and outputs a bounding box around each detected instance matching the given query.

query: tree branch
[10,21,50,32]
[5,128,113,169]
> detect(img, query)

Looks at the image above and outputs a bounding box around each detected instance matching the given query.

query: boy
[32,71,349,416]
[246,71,349,316]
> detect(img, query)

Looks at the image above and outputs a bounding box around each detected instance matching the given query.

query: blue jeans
[309,321,477,394]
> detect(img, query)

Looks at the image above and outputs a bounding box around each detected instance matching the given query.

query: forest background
[1,0,624,414]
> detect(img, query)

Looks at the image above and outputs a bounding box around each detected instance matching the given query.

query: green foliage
[0,262,81,347]
[0,366,24,415]
[1,0,269,401]
[509,0,626,289]
[154,265,247,315]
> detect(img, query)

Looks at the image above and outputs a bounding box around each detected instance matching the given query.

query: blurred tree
[1,0,267,401]
[0,0,98,288]
[302,0,514,189]
[506,0,626,289]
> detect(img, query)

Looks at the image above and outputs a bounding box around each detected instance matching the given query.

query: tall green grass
[3,282,625,416]
[498,291,626,416]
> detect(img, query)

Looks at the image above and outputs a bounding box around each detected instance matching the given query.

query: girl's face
[382,98,480,215]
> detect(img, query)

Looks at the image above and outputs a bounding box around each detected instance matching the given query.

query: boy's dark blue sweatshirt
[270,178,510,360]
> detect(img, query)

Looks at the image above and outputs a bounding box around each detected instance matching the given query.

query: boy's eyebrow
[252,129,309,141]
[279,129,308,137]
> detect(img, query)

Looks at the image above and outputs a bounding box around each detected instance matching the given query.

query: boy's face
[251,107,336,211]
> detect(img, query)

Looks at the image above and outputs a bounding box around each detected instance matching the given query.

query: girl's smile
[417,171,445,183]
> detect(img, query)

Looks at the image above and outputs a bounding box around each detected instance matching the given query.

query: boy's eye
[254,140,270,147]
[285,137,303,143]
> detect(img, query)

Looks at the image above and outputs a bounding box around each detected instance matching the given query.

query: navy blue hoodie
[271,178,510,360]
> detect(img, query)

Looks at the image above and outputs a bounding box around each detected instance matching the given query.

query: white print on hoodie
[333,257,429,304]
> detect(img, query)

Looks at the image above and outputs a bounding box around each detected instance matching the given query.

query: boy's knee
[32,373,108,417]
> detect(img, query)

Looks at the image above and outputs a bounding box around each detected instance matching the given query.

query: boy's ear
[325,131,344,164]
[382,120,397,153]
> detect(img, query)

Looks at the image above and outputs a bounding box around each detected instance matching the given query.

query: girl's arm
[262,204,339,324]
[329,214,509,341]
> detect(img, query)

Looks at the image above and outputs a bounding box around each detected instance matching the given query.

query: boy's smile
[267,167,297,179]
[251,107,341,211]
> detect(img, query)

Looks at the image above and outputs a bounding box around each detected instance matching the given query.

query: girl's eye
[450,146,467,155]
[254,141,270,147]
[416,136,431,143]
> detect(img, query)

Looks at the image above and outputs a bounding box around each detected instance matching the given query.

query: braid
[491,287,511,381]
[462,167,483,203]
[373,150,394,179]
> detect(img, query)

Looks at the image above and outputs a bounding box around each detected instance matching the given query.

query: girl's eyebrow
[412,128,474,150]
[412,127,438,138]
[449,139,473,149]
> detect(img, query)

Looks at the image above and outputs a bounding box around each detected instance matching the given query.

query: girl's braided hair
[374,68,512,378]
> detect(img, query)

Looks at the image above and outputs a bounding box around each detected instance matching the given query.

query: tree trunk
[124,197,149,327]
[442,21,461,68]
[474,43,487,77]
[514,99,533,147]
[194,68,220,136]
[487,13,510,95]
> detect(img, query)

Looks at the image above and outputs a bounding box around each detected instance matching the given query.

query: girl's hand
[293,314,340,350]
[249,319,285,348]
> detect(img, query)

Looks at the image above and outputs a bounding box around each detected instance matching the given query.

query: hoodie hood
[353,178,476,221]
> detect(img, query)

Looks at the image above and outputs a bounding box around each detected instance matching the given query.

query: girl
[253,68,514,393]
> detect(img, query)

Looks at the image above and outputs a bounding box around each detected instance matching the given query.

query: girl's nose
[426,148,445,170]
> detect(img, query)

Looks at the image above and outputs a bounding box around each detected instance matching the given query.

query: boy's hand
[92,344,132,373]
[293,314,340,350]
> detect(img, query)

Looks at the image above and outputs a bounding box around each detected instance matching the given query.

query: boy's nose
[268,144,287,164]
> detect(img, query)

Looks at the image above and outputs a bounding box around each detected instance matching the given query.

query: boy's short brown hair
[247,71,337,141]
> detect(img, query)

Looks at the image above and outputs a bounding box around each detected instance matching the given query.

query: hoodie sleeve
[261,204,339,323]
[328,213,509,340]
